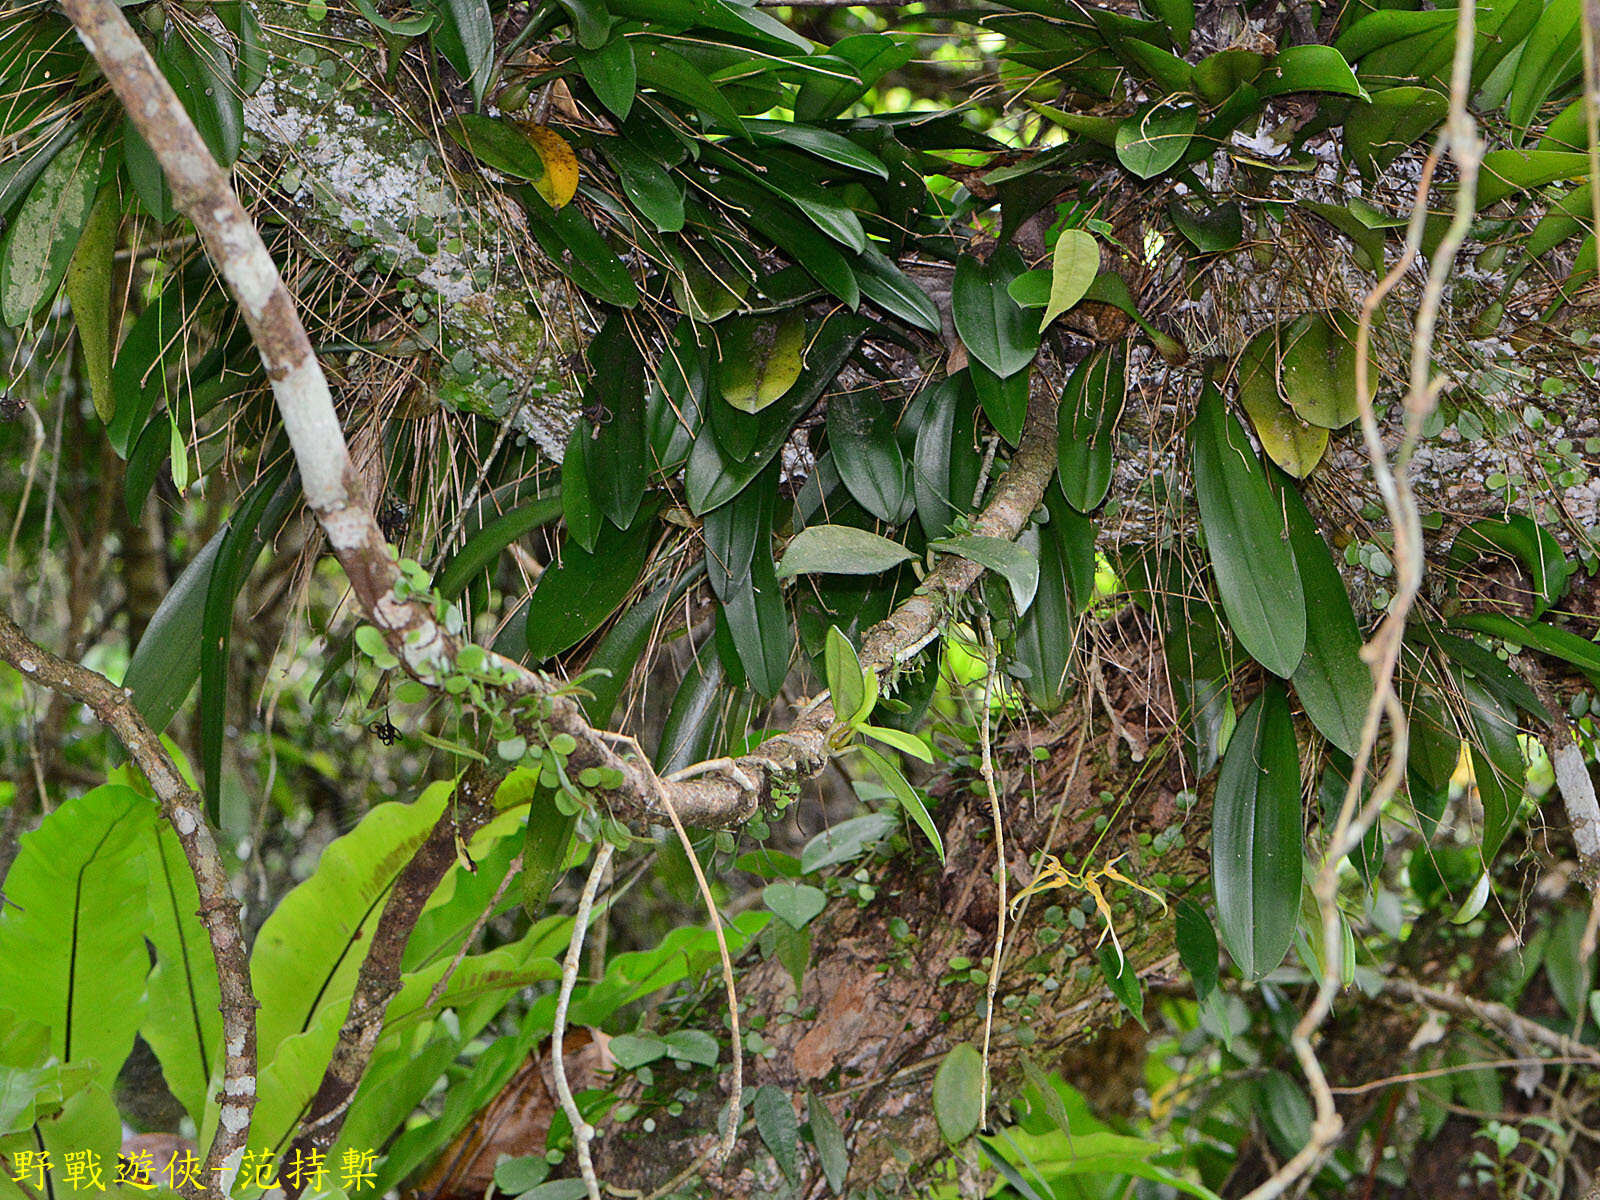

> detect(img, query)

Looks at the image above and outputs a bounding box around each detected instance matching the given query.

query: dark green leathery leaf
[829,390,911,523]
[1057,343,1127,513]
[1011,481,1093,712]
[1175,898,1219,1001]
[971,358,1030,448]
[583,313,648,530]
[913,375,982,539]
[1190,384,1306,677]
[1115,99,1197,178]
[521,791,577,917]
[1448,514,1572,618]
[707,466,791,698]
[1276,473,1371,755]
[685,315,868,514]
[952,246,1038,380]
[518,186,639,307]
[655,637,725,774]
[1211,684,1303,980]
[523,501,660,662]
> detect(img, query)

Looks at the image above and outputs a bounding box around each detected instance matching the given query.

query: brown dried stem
[1246,3,1484,1197]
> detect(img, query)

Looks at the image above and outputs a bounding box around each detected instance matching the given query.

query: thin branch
[1383,977,1600,1067]
[552,842,616,1200]
[976,611,1006,1130]
[424,851,524,1012]
[0,608,257,1200]
[58,0,1065,1179]
[1554,740,1600,885]
[656,791,743,1164]
[281,767,499,1196]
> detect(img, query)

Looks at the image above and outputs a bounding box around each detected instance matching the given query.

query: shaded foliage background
[5,0,1600,1196]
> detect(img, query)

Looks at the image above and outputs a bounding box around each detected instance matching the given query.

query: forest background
[6,0,1600,1196]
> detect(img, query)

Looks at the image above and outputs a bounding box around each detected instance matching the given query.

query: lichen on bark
[236,0,585,455]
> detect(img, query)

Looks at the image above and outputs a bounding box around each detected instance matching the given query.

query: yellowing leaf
[65,185,120,422]
[1239,377,1328,477]
[1040,228,1099,332]
[1237,312,1374,432]
[718,311,806,413]
[519,123,580,208]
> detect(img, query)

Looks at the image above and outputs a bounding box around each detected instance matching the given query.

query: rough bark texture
[594,628,1203,1196]
[0,608,258,1200]
[280,766,499,1195]
[238,1,582,451]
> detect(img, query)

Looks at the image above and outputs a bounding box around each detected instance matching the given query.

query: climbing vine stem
[1247,2,1483,1196]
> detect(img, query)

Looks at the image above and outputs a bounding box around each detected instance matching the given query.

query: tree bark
[238,0,582,452]
[595,628,1207,1195]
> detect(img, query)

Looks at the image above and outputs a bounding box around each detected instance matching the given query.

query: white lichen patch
[238,10,585,456]
[320,506,373,552]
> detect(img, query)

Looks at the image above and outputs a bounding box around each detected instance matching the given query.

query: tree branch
[58,0,1062,838]
[1384,976,1600,1067]
[58,0,1063,1178]
[274,376,1059,1179]
[278,764,500,1196]
[657,374,1062,828]
[58,0,453,677]
[0,608,257,1200]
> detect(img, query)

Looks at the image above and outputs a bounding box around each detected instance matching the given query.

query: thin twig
[425,408,522,571]
[424,852,523,1012]
[1330,1055,1600,1097]
[976,612,1006,1129]
[553,842,617,1200]
[3,401,45,599]
[656,790,744,1163]
[1383,977,1600,1065]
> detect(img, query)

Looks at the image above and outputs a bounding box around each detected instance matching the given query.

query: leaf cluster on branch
[5,0,1600,1195]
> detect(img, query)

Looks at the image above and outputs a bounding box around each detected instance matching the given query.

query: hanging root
[552,842,616,1200]
[977,612,1008,1129]
[658,791,744,1163]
